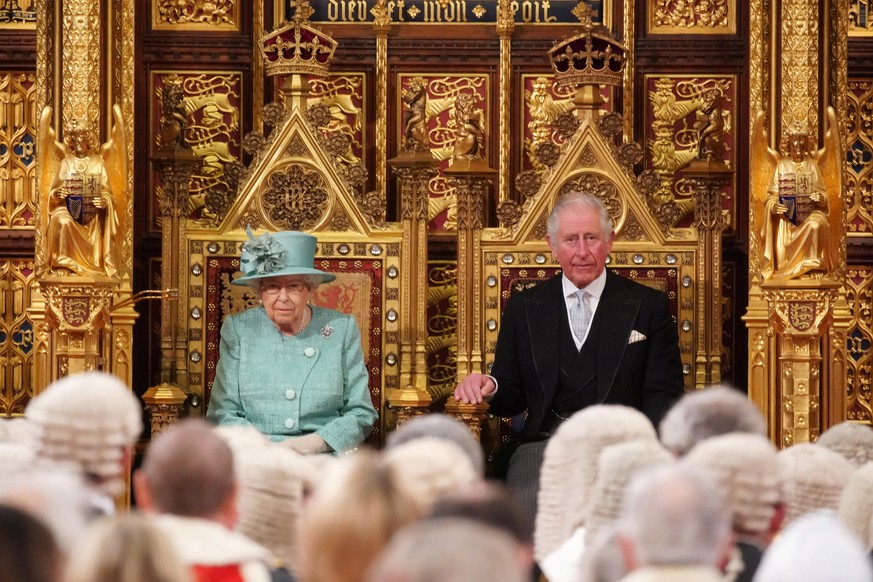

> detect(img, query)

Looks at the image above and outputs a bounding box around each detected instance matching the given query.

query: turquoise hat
[233,228,336,287]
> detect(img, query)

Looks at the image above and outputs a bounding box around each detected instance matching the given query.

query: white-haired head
[838,462,873,552]
[619,464,732,568]
[585,440,675,547]
[386,413,484,475]
[535,404,656,562]
[235,443,318,571]
[778,443,854,527]
[383,437,479,511]
[683,433,782,536]
[817,422,873,468]
[26,372,142,495]
[659,386,766,456]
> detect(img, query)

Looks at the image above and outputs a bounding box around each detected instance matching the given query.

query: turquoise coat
[206,305,378,453]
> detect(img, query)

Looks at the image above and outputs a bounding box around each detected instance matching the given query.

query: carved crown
[547,7,627,90]
[260,2,336,78]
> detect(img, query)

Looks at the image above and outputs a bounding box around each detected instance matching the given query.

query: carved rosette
[496,200,523,228]
[259,164,329,231]
[355,190,386,226]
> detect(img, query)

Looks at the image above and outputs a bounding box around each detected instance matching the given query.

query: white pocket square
[628,330,647,344]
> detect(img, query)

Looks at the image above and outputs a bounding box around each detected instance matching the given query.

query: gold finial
[571,1,595,25]
[289,0,314,23]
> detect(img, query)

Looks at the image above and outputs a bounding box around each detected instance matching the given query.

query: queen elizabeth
[206,230,378,455]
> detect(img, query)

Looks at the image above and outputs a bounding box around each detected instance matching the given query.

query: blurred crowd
[1,373,872,582]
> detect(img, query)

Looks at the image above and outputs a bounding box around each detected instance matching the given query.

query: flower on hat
[240,231,286,277]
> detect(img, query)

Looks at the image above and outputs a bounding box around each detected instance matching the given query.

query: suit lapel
[524,276,564,408]
[596,271,639,402]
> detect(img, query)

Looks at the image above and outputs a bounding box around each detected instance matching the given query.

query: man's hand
[453,373,496,404]
[281,433,329,455]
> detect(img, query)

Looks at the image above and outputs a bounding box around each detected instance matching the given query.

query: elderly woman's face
[259,275,313,333]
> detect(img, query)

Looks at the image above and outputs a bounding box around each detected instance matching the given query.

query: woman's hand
[281,433,329,455]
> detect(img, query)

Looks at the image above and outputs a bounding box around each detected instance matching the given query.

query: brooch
[320,324,334,339]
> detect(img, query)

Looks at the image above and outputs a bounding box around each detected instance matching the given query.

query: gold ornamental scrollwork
[646,76,734,230]
[259,163,330,231]
[41,282,115,332]
[845,80,873,235]
[648,0,735,34]
[152,0,239,31]
[151,72,242,226]
[766,288,835,336]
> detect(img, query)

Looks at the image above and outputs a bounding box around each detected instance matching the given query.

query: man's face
[547,205,614,288]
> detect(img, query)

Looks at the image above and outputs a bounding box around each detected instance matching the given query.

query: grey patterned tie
[570,290,592,345]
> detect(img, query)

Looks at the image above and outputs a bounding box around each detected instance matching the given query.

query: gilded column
[685,161,731,386]
[61,0,101,132]
[496,0,514,203]
[372,1,390,198]
[34,0,137,391]
[780,0,819,133]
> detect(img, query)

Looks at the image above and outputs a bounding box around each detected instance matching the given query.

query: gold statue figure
[751,109,841,281]
[401,76,429,153]
[38,105,128,278]
[451,92,484,161]
[694,89,726,162]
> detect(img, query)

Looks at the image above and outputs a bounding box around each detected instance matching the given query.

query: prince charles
[454,191,684,525]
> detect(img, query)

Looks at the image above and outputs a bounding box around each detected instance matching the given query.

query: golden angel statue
[38,105,127,278]
[751,108,842,281]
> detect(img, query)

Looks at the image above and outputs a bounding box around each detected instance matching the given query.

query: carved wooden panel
[643,74,736,231]
[151,0,240,31]
[846,266,873,422]
[149,71,243,229]
[426,261,457,401]
[846,79,873,235]
[395,73,490,233]
[0,71,37,229]
[0,259,35,415]
[647,0,736,34]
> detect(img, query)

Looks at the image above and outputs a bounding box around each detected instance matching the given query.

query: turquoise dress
[207,305,378,453]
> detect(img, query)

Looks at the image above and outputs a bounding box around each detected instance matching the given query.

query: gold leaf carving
[652,0,730,29]
[260,164,329,231]
[154,0,237,29]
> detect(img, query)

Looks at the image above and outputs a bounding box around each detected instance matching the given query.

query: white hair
[535,405,656,562]
[754,511,873,582]
[659,386,766,456]
[547,191,613,241]
[0,466,93,554]
[386,413,484,475]
[620,464,731,567]
[383,437,479,511]
[26,372,142,496]
[683,433,782,535]
[838,462,873,552]
[817,422,873,468]
[778,443,854,527]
